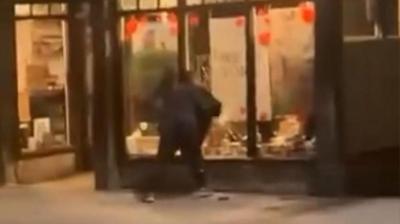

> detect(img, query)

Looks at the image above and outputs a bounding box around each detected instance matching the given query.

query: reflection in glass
[15,19,69,153]
[122,13,178,155]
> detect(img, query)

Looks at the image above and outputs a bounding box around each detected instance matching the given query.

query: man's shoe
[142,193,155,203]
[193,187,213,198]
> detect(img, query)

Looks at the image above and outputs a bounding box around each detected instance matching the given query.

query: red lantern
[125,16,138,38]
[299,1,315,24]
[235,16,245,27]
[189,13,200,27]
[258,31,271,46]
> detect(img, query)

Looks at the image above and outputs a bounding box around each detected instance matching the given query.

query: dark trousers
[147,118,207,192]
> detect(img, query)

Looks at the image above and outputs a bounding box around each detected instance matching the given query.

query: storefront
[1,0,397,195]
[0,0,341,193]
[92,0,325,194]
[0,0,92,184]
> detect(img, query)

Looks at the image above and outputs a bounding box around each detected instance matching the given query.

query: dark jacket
[160,82,199,124]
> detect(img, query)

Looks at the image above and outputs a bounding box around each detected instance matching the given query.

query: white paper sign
[209,18,246,121]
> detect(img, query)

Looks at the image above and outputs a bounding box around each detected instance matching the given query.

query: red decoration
[167,12,177,24]
[155,14,162,22]
[258,31,271,46]
[139,15,148,24]
[169,23,178,35]
[299,1,315,24]
[125,17,138,39]
[189,13,200,27]
[256,6,268,16]
[235,16,245,27]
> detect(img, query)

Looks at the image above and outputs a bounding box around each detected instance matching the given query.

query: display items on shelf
[16,19,69,154]
[259,115,315,159]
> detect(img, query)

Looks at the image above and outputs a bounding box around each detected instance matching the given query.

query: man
[143,71,220,203]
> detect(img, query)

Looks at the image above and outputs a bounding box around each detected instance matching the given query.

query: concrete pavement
[0,174,399,224]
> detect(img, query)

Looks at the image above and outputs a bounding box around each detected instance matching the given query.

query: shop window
[121,12,178,156]
[187,11,248,159]
[119,0,137,10]
[15,4,30,17]
[32,4,49,16]
[140,0,158,9]
[255,3,316,158]
[15,19,70,154]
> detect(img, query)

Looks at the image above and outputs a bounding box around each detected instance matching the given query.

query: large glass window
[15,19,70,154]
[121,12,178,156]
[254,3,316,158]
[185,3,316,159]
[120,1,316,159]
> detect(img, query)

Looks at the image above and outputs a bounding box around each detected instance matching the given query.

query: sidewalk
[0,174,399,224]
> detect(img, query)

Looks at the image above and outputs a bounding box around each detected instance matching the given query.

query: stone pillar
[0,0,18,185]
[313,0,346,196]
